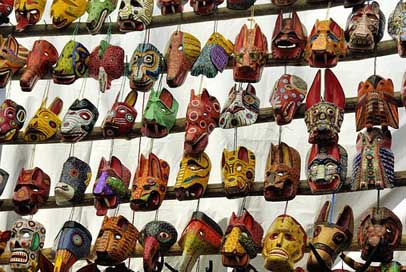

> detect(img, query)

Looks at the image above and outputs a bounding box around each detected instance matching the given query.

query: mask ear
[254,24,266,49]
[102,215,109,225]
[306,70,322,109]
[32,168,43,183]
[7,35,18,52]
[272,11,284,39]
[200,89,210,104]
[190,89,196,101]
[336,205,354,234]
[136,154,147,179]
[160,88,174,109]
[246,83,256,95]
[315,201,331,224]
[292,11,305,39]
[98,157,108,173]
[110,156,123,176]
[329,18,342,38]
[235,24,248,51]
[237,147,249,162]
[48,97,63,115]
[117,216,129,232]
[149,153,162,179]
[124,91,137,107]
[221,149,227,168]
[324,69,345,109]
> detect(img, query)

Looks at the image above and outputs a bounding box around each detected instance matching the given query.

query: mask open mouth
[25,128,48,142]
[311,51,338,68]
[131,191,160,211]
[0,69,11,88]
[264,179,294,201]
[0,128,17,141]
[309,174,341,193]
[175,183,204,200]
[52,17,68,29]
[222,252,249,268]
[160,2,183,14]
[52,73,77,85]
[141,119,168,138]
[131,78,153,92]
[94,195,117,216]
[10,250,29,264]
[60,130,86,142]
[194,0,215,15]
[14,200,37,215]
[20,71,39,92]
[119,19,146,32]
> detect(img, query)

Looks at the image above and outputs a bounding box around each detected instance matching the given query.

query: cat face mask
[118,0,153,32]
[0,99,26,142]
[86,0,117,35]
[51,0,87,29]
[14,0,46,31]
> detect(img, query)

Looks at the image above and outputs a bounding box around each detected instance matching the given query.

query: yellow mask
[14,0,46,31]
[51,0,87,29]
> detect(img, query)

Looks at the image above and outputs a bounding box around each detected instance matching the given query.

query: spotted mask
[0,230,11,255]
[14,0,46,31]
[0,168,9,196]
[0,0,13,24]
[157,0,187,15]
[117,0,153,32]
[227,0,255,10]
[86,0,117,35]
[190,0,223,15]
[51,0,87,29]
[0,99,26,142]
[388,1,406,57]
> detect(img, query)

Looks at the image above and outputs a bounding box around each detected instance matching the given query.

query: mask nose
[276,233,284,247]
[316,165,325,181]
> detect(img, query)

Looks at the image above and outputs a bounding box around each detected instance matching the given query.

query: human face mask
[51,0,87,29]
[118,0,153,32]
[14,0,46,31]
[0,99,26,142]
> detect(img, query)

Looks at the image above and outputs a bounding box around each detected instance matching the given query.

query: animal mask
[305,69,345,145]
[219,84,260,129]
[272,11,307,60]
[0,99,26,142]
[14,0,46,31]
[141,88,179,138]
[51,0,87,29]
[13,167,50,216]
[0,168,9,196]
[190,0,223,15]
[166,31,201,88]
[86,0,117,35]
[0,230,11,255]
[102,91,137,138]
[352,127,394,191]
[55,156,91,205]
[61,98,99,142]
[175,152,211,201]
[227,0,255,10]
[129,43,164,92]
[139,221,178,272]
[191,32,234,78]
[304,18,347,68]
[23,97,63,142]
[388,1,406,57]
[130,153,170,211]
[117,0,153,32]
[234,23,268,83]
[356,75,398,131]
[0,0,13,24]
[307,201,354,272]
[178,211,223,272]
[157,0,187,15]
[263,215,306,272]
[344,0,365,8]
[95,216,138,266]
[20,40,59,92]
[53,40,90,85]
[271,74,307,126]
[221,146,256,199]
[222,209,263,269]
[184,89,220,155]
[272,0,296,6]
[0,35,29,88]
[93,156,131,216]
[89,41,125,93]
[9,219,46,272]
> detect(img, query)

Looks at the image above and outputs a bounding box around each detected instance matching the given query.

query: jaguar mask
[14,0,46,31]
[227,0,255,10]
[130,153,170,211]
[0,230,11,255]
[0,0,13,24]
[388,1,406,57]
[51,0,87,29]
[190,0,223,15]
[272,0,296,6]
[0,99,26,142]
[0,168,9,196]
[117,0,153,32]
[157,0,187,15]
[86,0,117,35]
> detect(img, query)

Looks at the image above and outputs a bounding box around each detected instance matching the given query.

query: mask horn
[336,205,354,234]
[235,25,248,51]
[315,201,331,224]
[306,70,322,109]
[324,69,345,109]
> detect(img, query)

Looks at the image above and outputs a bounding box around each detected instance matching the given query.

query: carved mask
[23,97,63,142]
[227,0,255,10]
[139,221,178,272]
[219,84,260,129]
[20,40,59,92]
[0,168,9,196]
[141,88,179,138]
[272,11,307,60]
[93,156,131,216]
[95,216,138,266]
[53,40,90,85]
[9,219,46,272]
[263,215,306,272]
[307,201,354,272]
[304,19,347,68]
[221,146,255,199]
[184,89,220,155]
[272,0,296,6]
[102,91,137,138]
[0,99,26,142]
[352,127,394,191]
[14,0,46,31]
[305,69,345,145]
[178,211,223,272]
[222,209,263,269]
[157,0,187,15]
[356,75,398,131]
[130,153,170,211]
[166,31,201,88]
[55,156,92,206]
[89,41,125,93]
[388,1,406,57]
[0,0,13,24]
[86,0,117,35]
[0,35,29,88]
[118,0,153,32]
[270,74,307,126]
[51,0,87,29]
[344,0,365,8]
[0,230,11,255]
[190,0,223,15]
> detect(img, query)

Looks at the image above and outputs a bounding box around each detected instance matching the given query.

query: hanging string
[377,189,381,210]
[238,197,247,216]
[41,80,51,103]
[326,1,332,19]
[284,62,287,75]
[329,193,336,223]
[195,198,200,212]
[373,51,377,76]
[29,144,36,168]
[69,206,75,221]
[249,5,255,29]
[78,78,88,99]
[283,200,289,215]
[106,16,113,44]
[68,144,75,157]
[196,257,200,272]
[71,18,81,41]
[154,209,159,221]
[198,75,204,95]
[5,79,12,99]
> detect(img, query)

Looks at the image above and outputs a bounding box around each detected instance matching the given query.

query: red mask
[0,230,11,255]
[0,0,13,24]
[158,0,187,15]
[190,0,223,15]
[13,167,51,216]
[0,99,26,142]
[20,40,59,92]
[184,89,220,156]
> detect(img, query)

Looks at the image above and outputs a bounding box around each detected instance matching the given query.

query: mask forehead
[86,0,117,34]
[118,0,153,32]
[14,0,46,31]
[51,0,87,29]
[0,99,26,142]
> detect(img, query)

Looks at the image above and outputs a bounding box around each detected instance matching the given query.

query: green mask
[86,0,117,35]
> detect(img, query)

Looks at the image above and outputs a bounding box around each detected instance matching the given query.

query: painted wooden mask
[272,0,296,6]
[118,0,153,32]
[13,167,50,215]
[222,146,256,199]
[270,74,307,126]
[264,143,300,202]
[165,31,201,88]
[305,69,345,145]
[86,0,117,35]
[102,91,137,138]
[130,153,170,211]
[139,221,178,272]
[61,98,99,142]
[219,84,260,129]
[263,215,306,272]
[51,0,87,29]
[93,156,131,216]
[234,23,268,83]
[55,156,91,206]
[184,89,220,156]
[0,168,9,196]
[356,75,398,131]
[388,1,406,57]
[9,219,46,272]
[227,0,255,10]
[304,19,347,68]
[23,97,63,142]
[352,127,394,191]
[14,0,46,31]
[344,0,365,8]
[0,230,11,255]
[190,0,223,15]
[272,11,307,60]
[95,216,138,266]
[20,40,59,92]
[141,88,179,138]
[157,0,187,15]
[307,201,354,272]
[0,35,29,88]
[0,0,13,24]
[0,99,26,142]
[222,209,263,269]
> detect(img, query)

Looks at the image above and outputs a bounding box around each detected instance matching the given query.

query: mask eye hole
[79,112,91,120]
[178,45,183,51]
[115,234,122,240]
[159,231,170,240]
[198,231,204,237]
[270,233,279,240]
[72,233,83,246]
[332,232,345,245]
[21,231,30,239]
[313,226,321,237]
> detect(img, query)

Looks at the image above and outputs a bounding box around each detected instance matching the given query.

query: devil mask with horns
[0,99,26,142]
[14,0,46,31]
[118,0,153,32]
[0,0,13,25]
[190,0,223,15]
[389,1,406,57]
[51,0,87,29]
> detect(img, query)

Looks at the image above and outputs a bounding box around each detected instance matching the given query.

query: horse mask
[0,0,13,24]
[51,0,87,29]
[190,0,223,15]
[389,1,406,57]
[86,0,117,34]
[157,0,187,15]
[118,0,153,32]
[0,99,26,142]
[14,0,46,31]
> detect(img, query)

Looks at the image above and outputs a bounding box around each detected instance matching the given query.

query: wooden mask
[0,0,13,24]
[0,168,9,196]
[0,99,26,142]
[86,0,117,35]
[190,0,223,15]
[227,0,255,10]
[272,0,297,6]
[118,0,153,32]
[0,230,11,255]
[388,1,406,57]
[14,0,46,31]
[51,0,87,29]
[157,0,187,15]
